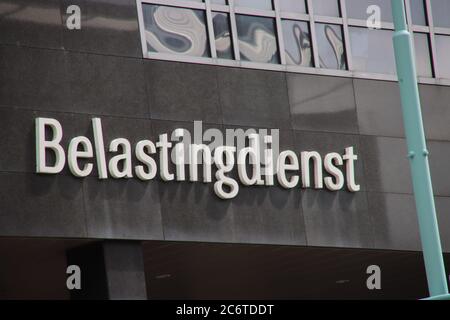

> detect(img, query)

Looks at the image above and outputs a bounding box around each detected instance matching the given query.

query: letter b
[36,118,66,174]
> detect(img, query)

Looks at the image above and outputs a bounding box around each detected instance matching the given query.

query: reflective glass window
[410,0,427,26]
[431,0,450,28]
[212,12,234,59]
[414,33,432,77]
[349,27,395,74]
[346,0,393,22]
[143,5,210,57]
[279,0,307,13]
[313,0,340,17]
[236,15,279,63]
[282,20,313,66]
[315,23,347,70]
[435,35,450,78]
[234,0,273,10]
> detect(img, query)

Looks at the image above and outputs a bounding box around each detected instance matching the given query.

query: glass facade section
[138,0,450,81]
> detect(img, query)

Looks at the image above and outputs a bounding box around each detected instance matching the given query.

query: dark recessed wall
[1,0,450,253]
[143,241,437,300]
[0,238,444,300]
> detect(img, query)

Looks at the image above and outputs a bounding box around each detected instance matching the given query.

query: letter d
[36,118,66,174]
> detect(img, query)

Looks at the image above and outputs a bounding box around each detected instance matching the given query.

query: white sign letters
[35,117,360,199]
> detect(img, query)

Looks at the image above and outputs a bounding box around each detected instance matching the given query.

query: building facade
[1,0,450,299]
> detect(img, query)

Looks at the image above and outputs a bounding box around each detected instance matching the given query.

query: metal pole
[391,0,448,297]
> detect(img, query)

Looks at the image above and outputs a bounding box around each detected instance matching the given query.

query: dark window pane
[143,5,210,57]
[346,0,393,22]
[315,23,346,70]
[349,27,395,74]
[431,0,450,28]
[435,35,450,78]
[410,0,427,25]
[279,0,307,13]
[236,15,279,63]
[212,12,233,59]
[313,0,340,16]
[282,20,313,66]
[414,33,432,77]
[234,0,272,10]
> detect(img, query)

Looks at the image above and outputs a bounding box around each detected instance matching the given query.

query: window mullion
[425,0,438,78]
[274,0,286,65]
[306,0,321,68]
[205,0,217,59]
[340,0,352,71]
[228,0,241,61]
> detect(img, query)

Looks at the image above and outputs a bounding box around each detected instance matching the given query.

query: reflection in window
[279,0,307,13]
[315,23,346,70]
[435,35,450,79]
[414,33,432,77]
[346,0,393,22]
[212,12,233,59]
[349,27,395,75]
[211,0,227,4]
[313,0,340,17]
[236,15,279,64]
[410,0,427,26]
[142,5,210,57]
[234,0,272,10]
[282,20,313,67]
[430,0,450,28]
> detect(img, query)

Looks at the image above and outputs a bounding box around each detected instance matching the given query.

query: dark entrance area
[0,238,447,299]
[143,241,434,300]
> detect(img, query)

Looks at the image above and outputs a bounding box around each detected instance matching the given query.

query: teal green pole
[391,0,448,297]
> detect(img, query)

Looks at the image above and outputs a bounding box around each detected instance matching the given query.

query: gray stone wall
[1,0,450,252]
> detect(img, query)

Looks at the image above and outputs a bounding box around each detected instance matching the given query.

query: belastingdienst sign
[35,117,360,199]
